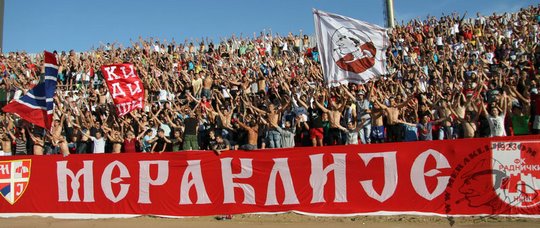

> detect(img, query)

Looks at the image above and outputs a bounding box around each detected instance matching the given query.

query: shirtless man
[213,93,236,130]
[237,119,258,151]
[452,93,468,121]
[315,97,348,145]
[435,100,455,140]
[51,115,70,156]
[0,128,12,155]
[369,101,385,143]
[26,127,45,155]
[374,96,413,142]
[449,80,483,138]
[103,126,123,153]
[250,101,290,148]
[449,87,484,138]
[98,87,108,105]
[450,109,479,138]
[202,72,213,99]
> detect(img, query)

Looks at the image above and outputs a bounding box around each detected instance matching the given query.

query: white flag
[313,9,389,86]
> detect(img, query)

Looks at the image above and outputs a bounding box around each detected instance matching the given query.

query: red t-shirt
[462,30,473,40]
[123,139,138,153]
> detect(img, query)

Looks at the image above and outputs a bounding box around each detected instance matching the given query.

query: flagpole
[385,0,395,28]
[0,0,4,52]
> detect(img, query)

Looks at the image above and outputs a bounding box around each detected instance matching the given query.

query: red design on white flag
[101,63,145,116]
[313,9,389,86]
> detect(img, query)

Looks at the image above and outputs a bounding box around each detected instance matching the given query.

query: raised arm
[314,98,330,113]
[340,85,356,101]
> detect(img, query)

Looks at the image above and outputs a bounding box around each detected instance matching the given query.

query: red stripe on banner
[1,101,52,129]
[0,136,539,218]
[44,51,58,66]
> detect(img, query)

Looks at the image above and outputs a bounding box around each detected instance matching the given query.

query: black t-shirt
[184,117,198,135]
[478,115,491,137]
[213,139,230,150]
[153,137,168,152]
[308,107,323,128]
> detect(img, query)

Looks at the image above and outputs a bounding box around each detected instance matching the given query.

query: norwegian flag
[2,51,58,129]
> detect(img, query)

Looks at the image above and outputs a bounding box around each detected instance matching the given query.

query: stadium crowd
[0,5,539,155]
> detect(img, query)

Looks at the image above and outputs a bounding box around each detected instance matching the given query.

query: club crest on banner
[313,9,389,86]
[331,27,377,74]
[492,142,540,208]
[0,159,31,205]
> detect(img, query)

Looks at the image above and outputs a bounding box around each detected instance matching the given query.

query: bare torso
[329,110,342,128]
[371,109,384,126]
[247,128,258,145]
[1,136,11,154]
[385,107,400,125]
[439,108,453,127]
[462,121,477,138]
[268,112,280,127]
[33,138,44,155]
[203,76,213,90]
[219,112,233,129]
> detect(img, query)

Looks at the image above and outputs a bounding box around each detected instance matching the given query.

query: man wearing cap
[342,85,371,144]
[354,90,372,144]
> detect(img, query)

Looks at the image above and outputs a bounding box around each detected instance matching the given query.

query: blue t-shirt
[417,122,433,141]
[403,124,418,142]
[142,135,152,152]
[313,52,319,62]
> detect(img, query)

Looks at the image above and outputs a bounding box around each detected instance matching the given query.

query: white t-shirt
[436,36,443,46]
[452,23,460,35]
[159,90,168,101]
[160,124,171,137]
[282,42,288,51]
[487,114,506,137]
[90,137,106,154]
[345,129,359,145]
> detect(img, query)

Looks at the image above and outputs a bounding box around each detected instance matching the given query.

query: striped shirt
[15,137,27,155]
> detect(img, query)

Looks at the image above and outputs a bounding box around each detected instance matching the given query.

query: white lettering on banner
[101,161,131,203]
[265,158,299,206]
[221,158,255,204]
[127,81,142,95]
[179,160,211,205]
[309,153,347,203]
[138,161,169,204]
[359,152,397,203]
[57,161,95,202]
[499,164,540,171]
[411,149,450,200]
[116,98,144,116]
[16,183,23,195]
[103,66,120,80]
[111,82,127,98]
[0,164,9,175]
[120,65,136,79]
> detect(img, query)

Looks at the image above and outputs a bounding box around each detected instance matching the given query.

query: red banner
[101,63,144,116]
[1,136,540,218]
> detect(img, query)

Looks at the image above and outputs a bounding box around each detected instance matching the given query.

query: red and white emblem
[0,159,31,205]
[331,27,376,74]
[492,141,540,208]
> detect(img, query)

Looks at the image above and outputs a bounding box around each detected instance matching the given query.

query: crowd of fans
[0,5,539,155]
